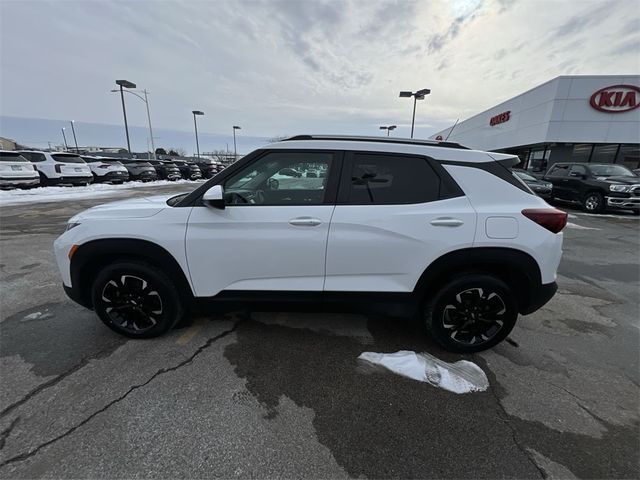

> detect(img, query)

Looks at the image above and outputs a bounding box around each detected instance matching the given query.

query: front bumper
[0,177,40,187]
[606,196,640,209]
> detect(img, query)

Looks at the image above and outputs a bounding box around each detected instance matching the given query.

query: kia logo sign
[435,135,443,141]
[589,84,640,113]
[489,111,510,126]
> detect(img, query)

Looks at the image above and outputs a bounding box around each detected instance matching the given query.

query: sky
[1,0,639,154]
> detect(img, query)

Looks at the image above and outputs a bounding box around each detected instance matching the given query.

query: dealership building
[430,75,640,172]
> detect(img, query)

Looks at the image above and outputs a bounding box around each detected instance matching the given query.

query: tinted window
[52,154,85,164]
[224,151,333,205]
[588,164,635,177]
[0,152,30,162]
[569,165,587,176]
[21,152,46,162]
[344,153,440,205]
[547,164,569,177]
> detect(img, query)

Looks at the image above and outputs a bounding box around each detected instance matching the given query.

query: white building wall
[431,75,640,150]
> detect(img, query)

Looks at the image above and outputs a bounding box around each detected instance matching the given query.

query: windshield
[514,170,536,181]
[0,152,30,162]
[52,154,85,164]
[588,164,636,177]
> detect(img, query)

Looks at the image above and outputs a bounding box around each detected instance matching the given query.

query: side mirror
[202,185,225,209]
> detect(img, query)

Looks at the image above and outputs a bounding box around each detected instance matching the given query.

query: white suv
[0,150,40,188]
[18,151,93,186]
[54,136,566,352]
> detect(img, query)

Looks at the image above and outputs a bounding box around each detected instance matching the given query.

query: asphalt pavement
[0,185,638,479]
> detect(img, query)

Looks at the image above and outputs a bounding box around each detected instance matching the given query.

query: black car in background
[513,170,552,198]
[148,160,182,181]
[191,158,222,178]
[543,163,639,214]
[172,160,202,180]
[119,159,159,182]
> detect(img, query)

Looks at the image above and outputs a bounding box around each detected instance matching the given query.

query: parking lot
[0,185,638,479]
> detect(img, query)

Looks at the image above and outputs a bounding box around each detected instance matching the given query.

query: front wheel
[422,274,518,353]
[583,192,604,213]
[91,261,184,338]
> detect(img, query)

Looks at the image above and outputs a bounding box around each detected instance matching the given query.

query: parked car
[513,169,552,198]
[119,159,159,182]
[543,162,640,214]
[173,160,203,180]
[18,151,93,186]
[148,160,182,181]
[192,158,224,178]
[0,150,40,189]
[278,167,302,177]
[306,170,318,178]
[82,156,129,184]
[54,135,566,353]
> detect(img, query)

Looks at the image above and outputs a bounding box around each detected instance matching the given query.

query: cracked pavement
[1,186,639,478]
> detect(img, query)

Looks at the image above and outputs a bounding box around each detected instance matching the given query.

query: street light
[111,87,155,159]
[61,127,69,151]
[399,88,431,138]
[69,120,79,153]
[115,79,137,153]
[379,125,397,137]
[232,125,241,160]
[192,110,204,158]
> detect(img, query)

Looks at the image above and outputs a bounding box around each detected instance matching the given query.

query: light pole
[69,120,79,153]
[192,110,204,158]
[111,87,155,159]
[61,127,69,151]
[115,79,137,153]
[379,125,397,137]
[399,88,431,138]
[233,125,241,160]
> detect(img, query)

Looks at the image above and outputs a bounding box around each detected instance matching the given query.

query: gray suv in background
[120,159,159,182]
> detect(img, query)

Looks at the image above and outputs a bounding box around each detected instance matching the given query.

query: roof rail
[282,135,469,150]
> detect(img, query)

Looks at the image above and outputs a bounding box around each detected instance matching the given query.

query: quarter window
[548,164,569,177]
[343,153,440,204]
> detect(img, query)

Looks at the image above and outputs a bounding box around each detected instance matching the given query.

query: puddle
[358,350,489,394]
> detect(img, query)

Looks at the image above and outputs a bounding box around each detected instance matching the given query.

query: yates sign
[489,111,511,126]
[589,84,640,113]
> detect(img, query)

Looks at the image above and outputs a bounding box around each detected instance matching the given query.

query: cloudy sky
[1,0,639,151]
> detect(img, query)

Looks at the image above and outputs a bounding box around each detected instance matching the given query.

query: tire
[91,261,184,339]
[582,191,604,213]
[38,172,50,187]
[422,274,518,353]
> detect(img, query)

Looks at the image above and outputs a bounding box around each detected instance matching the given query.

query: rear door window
[0,152,30,162]
[340,153,440,205]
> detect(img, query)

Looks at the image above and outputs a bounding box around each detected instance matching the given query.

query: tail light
[55,164,62,173]
[521,208,567,233]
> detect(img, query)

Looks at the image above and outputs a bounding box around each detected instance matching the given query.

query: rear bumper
[521,281,557,315]
[49,176,94,185]
[0,177,40,187]
[94,171,130,183]
[606,196,640,209]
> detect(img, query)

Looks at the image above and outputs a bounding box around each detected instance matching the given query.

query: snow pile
[0,180,204,206]
[358,350,489,394]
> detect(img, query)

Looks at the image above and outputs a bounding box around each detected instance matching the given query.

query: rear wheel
[91,261,183,338]
[583,191,604,213]
[423,274,518,353]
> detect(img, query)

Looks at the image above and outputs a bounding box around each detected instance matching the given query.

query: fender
[70,238,194,309]
[413,247,542,313]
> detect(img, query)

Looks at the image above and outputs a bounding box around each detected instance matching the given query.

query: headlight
[609,184,632,192]
[66,221,81,231]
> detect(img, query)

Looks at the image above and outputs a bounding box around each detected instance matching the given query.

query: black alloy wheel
[91,261,183,338]
[423,274,518,353]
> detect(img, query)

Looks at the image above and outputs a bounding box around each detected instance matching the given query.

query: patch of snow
[23,312,42,320]
[566,222,600,230]
[358,350,489,394]
[0,180,204,206]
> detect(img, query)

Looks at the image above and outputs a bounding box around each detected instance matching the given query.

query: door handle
[430,217,464,227]
[289,217,322,227]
